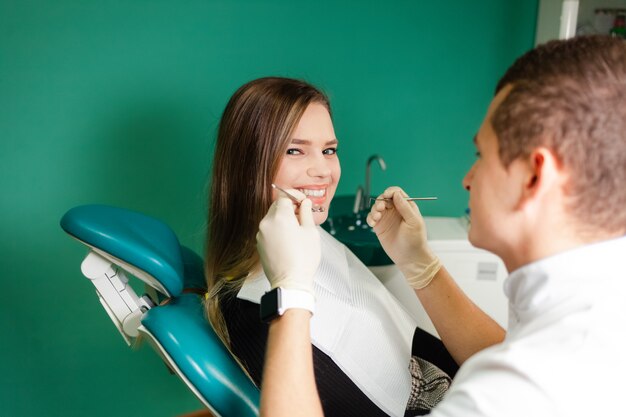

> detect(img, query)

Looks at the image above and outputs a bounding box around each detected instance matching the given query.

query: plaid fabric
[406,356,451,411]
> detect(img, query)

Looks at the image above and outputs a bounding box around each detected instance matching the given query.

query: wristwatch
[259,287,315,323]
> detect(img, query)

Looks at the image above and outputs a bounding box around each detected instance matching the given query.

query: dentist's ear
[517,147,565,212]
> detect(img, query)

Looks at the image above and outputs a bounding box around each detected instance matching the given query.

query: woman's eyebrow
[291,138,339,145]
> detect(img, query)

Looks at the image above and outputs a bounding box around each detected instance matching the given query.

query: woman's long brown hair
[205,77,330,354]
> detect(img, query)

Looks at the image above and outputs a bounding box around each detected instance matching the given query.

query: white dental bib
[238,228,418,416]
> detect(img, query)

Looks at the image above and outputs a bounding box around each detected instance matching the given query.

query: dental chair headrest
[61,204,185,297]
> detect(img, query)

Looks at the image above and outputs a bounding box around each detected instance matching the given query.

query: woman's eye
[323,147,338,155]
[286,148,303,155]
[474,151,481,158]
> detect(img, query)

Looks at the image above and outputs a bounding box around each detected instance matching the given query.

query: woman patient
[204,77,457,417]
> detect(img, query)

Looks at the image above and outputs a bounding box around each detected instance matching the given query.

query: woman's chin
[313,211,329,226]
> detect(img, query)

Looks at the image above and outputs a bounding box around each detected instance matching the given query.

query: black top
[221,294,458,417]
[221,294,391,417]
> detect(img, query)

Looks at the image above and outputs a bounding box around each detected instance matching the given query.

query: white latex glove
[367,186,441,290]
[256,193,320,296]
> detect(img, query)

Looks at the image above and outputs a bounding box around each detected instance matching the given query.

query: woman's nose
[307,156,332,178]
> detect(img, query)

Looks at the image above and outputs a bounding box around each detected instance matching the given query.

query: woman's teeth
[298,188,326,198]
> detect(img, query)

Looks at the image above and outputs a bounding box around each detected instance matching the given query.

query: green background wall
[1,1,537,416]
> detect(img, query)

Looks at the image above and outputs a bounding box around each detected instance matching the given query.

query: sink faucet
[364,154,386,209]
[353,185,364,214]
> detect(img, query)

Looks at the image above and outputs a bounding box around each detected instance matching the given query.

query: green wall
[0,1,537,416]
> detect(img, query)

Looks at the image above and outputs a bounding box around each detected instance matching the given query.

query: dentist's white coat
[431,236,626,417]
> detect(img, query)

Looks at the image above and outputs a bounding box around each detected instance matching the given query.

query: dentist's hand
[256,194,320,296]
[367,186,441,290]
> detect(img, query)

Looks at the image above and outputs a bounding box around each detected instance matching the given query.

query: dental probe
[271,184,326,212]
[370,196,437,202]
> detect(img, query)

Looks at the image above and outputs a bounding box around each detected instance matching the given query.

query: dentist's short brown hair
[491,36,626,234]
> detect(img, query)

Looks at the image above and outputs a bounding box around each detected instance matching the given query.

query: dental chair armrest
[141,293,260,416]
[61,204,187,297]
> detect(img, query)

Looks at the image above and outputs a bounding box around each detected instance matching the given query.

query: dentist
[256,35,626,417]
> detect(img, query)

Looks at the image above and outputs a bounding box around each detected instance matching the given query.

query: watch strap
[278,288,315,316]
[260,287,315,323]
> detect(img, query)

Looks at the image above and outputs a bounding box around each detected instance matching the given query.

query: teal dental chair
[60,205,260,417]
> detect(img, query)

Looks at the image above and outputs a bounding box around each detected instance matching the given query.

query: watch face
[260,288,280,323]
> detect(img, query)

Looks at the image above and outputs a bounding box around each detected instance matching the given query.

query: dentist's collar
[504,235,626,315]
